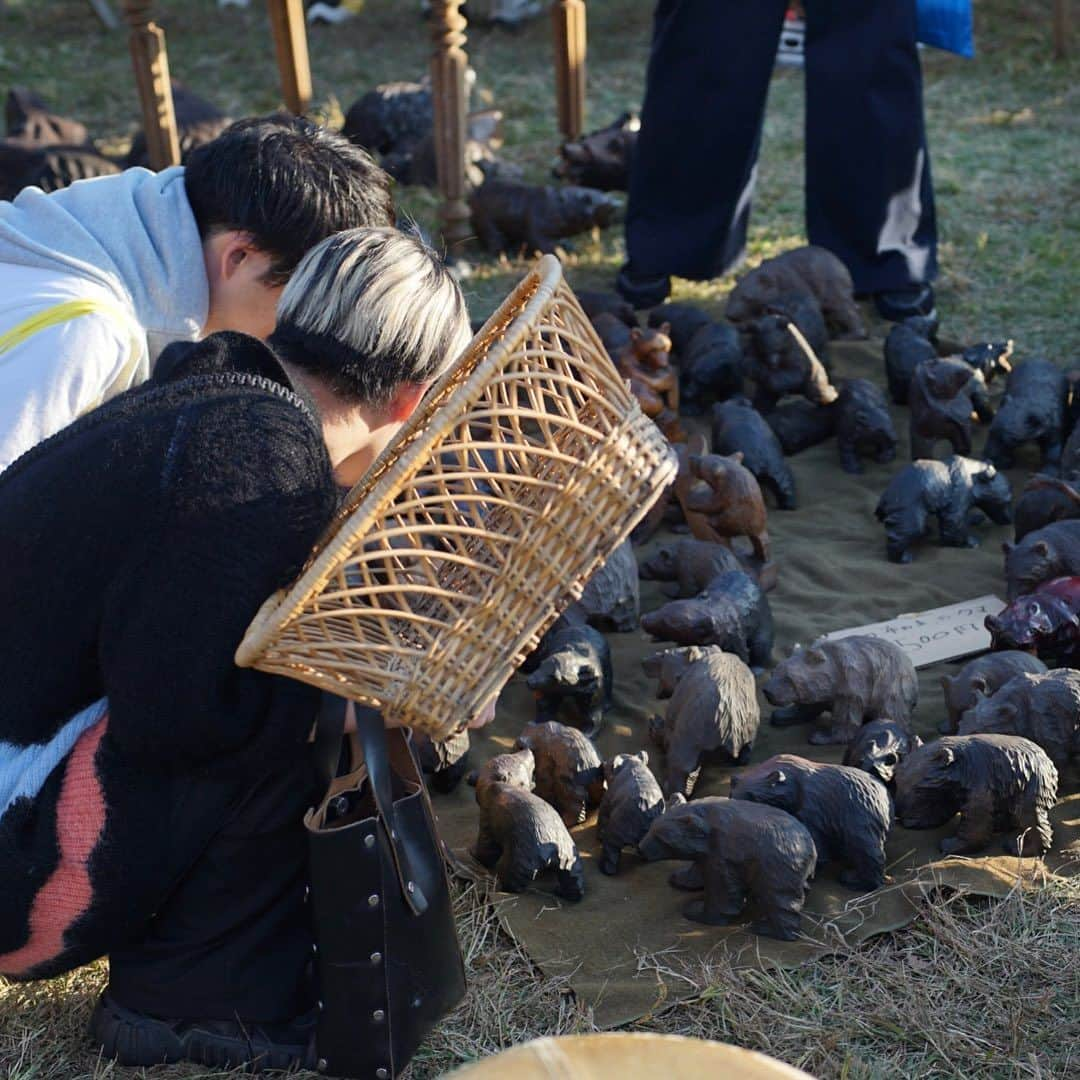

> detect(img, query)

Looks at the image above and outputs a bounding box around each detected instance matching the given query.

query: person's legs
[94,764,319,1067]
[804,0,938,305]
[620,0,788,305]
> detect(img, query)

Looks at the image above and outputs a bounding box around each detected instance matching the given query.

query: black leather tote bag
[306,694,466,1079]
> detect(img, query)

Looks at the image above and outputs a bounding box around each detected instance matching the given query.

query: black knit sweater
[0,332,338,977]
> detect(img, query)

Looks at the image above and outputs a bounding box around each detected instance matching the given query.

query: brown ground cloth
[430,341,1080,1029]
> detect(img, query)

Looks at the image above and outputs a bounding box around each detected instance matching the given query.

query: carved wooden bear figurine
[986,576,1080,668]
[842,719,922,785]
[616,323,685,443]
[883,318,937,405]
[670,320,745,414]
[579,539,639,632]
[514,721,605,827]
[1003,520,1080,600]
[639,796,817,939]
[940,651,1049,734]
[596,751,665,875]
[765,399,837,455]
[875,456,1013,564]
[639,538,742,599]
[470,750,585,899]
[731,754,892,891]
[894,735,1058,856]
[983,358,1068,471]
[525,622,612,738]
[711,398,798,510]
[908,358,992,460]
[834,378,897,475]
[640,570,774,671]
[413,728,472,794]
[678,451,772,565]
[554,111,639,191]
[648,649,760,798]
[642,644,722,699]
[762,635,918,745]
[959,668,1080,772]
[1013,475,1080,543]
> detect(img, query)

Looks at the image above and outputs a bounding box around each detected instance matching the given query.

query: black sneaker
[91,992,318,1071]
[615,263,671,309]
[873,283,936,324]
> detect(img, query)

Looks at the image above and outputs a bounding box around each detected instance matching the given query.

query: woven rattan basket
[235,255,677,737]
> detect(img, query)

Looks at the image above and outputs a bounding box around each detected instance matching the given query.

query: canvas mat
[429,340,1080,1029]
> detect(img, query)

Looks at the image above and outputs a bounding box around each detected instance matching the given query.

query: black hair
[183,114,395,285]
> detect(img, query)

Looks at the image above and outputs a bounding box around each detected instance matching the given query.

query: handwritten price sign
[821,594,1006,669]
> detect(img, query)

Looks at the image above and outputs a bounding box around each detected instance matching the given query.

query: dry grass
[1,0,1078,1076]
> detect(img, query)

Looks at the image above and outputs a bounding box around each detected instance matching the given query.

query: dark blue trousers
[625,0,938,293]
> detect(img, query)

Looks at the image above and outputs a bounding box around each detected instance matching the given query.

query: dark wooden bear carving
[731,754,892,891]
[983,358,1068,471]
[711,398,798,510]
[514,720,604,826]
[639,796,817,938]
[639,538,742,599]
[842,719,922,785]
[554,111,638,190]
[1003,521,1080,600]
[894,735,1058,856]
[525,622,613,737]
[986,576,1080,668]
[908,358,992,460]
[940,651,1048,734]
[678,451,772,565]
[596,751,664,875]
[835,378,897,474]
[470,749,585,898]
[1014,475,1080,543]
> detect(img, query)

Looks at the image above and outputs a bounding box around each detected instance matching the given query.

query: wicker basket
[235,255,677,737]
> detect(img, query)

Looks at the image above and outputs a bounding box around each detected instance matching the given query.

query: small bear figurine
[596,751,665,875]
[986,576,1080,668]
[940,651,1049,734]
[1003,521,1080,600]
[514,721,605,827]
[983,358,1068,471]
[834,378,897,475]
[413,728,472,794]
[1013,475,1080,543]
[648,649,760,798]
[842,719,923,785]
[894,735,1058,856]
[762,635,918,745]
[731,754,892,891]
[908,357,993,460]
[470,749,585,899]
[875,456,1013,564]
[638,796,817,939]
[525,622,613,738]
[642,644,723,699]
[579,539,640,632]
[711,398,798,511]
[639,538,743,599]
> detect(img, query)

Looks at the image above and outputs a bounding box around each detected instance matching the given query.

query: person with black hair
[0,113,394,472]
[0,226,473,1070]
[616,0,938,324]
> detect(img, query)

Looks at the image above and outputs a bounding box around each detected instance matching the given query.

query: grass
[0,1,1077,1076]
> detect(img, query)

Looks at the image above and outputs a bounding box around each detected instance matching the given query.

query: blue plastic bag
[917,0,975,58]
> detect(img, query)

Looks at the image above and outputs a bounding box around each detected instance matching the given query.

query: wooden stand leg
[1053,0,1070,58]
[552,0,586,141]
[121,1,180,170]
[430,1,472,250]
[267,0,313,115]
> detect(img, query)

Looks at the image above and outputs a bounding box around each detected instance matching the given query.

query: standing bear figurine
[639,796,817,939]
[731,755,892,891]
[514,721,605,827]
[907,357,992,460]
[596,752,665,875]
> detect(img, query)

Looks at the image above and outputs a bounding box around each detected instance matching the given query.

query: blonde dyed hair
[274,226,471,407]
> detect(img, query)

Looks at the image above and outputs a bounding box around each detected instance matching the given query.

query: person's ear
[212,230,269,284]
[386,382,428,424]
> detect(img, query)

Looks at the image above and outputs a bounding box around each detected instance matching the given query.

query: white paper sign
[820,594,1007,669]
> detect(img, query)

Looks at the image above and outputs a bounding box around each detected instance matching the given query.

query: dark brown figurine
[678,450,772,565]
[908,357,992,460]
[413,727,472,794]
[672,321,745,414]
[616,323,685,442]
[470,749,585,899]
[883,318,937,405]
[731,754,892,891]
[468,177,620,255]
[763,635,918,745]
[514,720,605,827]
[576,290,637,327]
[940,651,1049,734]
[1014,475,1080,543]
[525,622,613,737]
[958,668,1080,772]
[744,303,837,413]
[986,576,1080,668]
[1003,520,1080,600]
[875,455,1013,564]
[765,399,838,455]
[842,719,922,785]
[648,303,712,355]
[711,398,798,510]
[519,602,587,675]
[641,570,774,672]
[638,796,817,938]
[579,539,639,632]
[648,649,760,798]
[724,245,867,339]
[982,358,1068,471]
[554,111,638,191]
[5,86,93,148]
[894,735,1058,856]
[596,751,664,875]
[642,644,722,699]
[834,378,898,474]
[639,538,742,599]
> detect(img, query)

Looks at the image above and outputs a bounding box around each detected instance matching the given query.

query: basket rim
[235,253,566,668]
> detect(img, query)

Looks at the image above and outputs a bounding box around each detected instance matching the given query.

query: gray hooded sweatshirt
[0,167,208,469]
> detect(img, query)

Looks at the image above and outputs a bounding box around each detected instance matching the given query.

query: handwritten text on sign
[821,595,1006,669]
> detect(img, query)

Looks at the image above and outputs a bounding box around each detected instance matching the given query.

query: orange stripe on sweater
[0,715,108,975]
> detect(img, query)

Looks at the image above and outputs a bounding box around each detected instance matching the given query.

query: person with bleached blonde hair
[0,226,472,1070]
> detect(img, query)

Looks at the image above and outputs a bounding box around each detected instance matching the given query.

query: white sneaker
[307,1,360,25]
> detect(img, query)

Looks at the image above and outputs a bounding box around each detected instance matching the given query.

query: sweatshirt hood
[0,166,208,361]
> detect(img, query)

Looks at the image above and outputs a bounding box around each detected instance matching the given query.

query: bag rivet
[317,1000,324,1011]
[304,886,310,902]
[370,951,382,965]
[407,881,416,894]
[368,893,380,908]
[376,1069,389,1079]
[317,1058,328,1073]
[372,1009,386,1023]
[364,833,376,849]
[312,943,318,955]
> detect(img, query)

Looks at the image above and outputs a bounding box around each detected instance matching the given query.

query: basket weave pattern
[236,256,677,737]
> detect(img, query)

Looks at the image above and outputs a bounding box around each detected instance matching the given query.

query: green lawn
[1,1,1078,1077]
